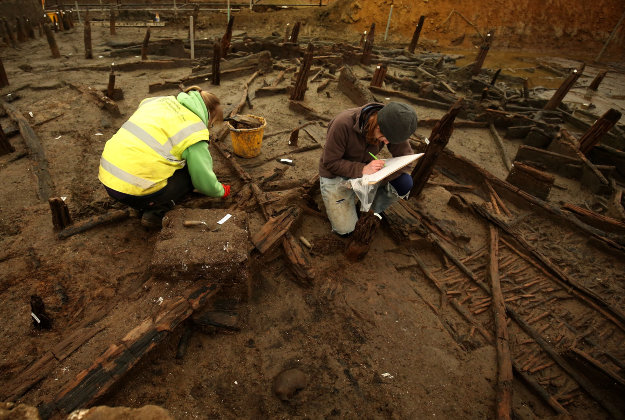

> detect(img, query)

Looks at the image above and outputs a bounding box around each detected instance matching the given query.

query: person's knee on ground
[389,173,413,196]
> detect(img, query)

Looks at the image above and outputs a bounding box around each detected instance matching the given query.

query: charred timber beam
[289,43,314,101]
[289,21,301,44]
[471,30,494,75]
[339,65,376,105]
[106,64,115,99]
[370,63,388,88]
[369,86,450,110]
[0,58,8,88]
[49,197,72,230]
[408,16,425,54]
[410,99,464,197]
[109,6,115,35]
[84,18,92,59]
[544,64,585,110]
[221,16,234,58]
[140,27,150,60]
[212,42,221,85]
[251,206,301,254]
[43,23,61,58]
[578,108,622,155]
[58,209,130,239]
[589,70,608,91]
[345,211,381,261]
[360,23,375,65]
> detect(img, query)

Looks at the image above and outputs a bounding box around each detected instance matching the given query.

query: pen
[368,151,379,160]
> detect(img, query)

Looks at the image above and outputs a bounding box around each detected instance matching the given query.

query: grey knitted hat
[377,102,418,144]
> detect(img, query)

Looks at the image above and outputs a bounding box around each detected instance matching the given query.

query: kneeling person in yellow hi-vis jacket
[99,86,230,229]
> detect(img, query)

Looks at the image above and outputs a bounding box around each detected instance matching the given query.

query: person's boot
[140,209,165,230]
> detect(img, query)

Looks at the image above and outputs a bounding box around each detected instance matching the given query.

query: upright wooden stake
[290,21,301,43]
[0,20,10,46]
[0,58,9,88]
[289,43,314,101]
[141,27,151,60]
[109,6,116,35]
[361,23,375,64]
[0,124,15,156]
[471,30,494,75]
[487,226,513,420]
[345,211,381,261]
[284,23,290,42]
[578,109,622,155]
[589,70,608,91]
[408,15,425,53]
[106,64,115,98]
[15,17,26,42]
[212,42,221,85]
[192,4,199,39]
[220,16,234,58]
[44,23,61,58]
[4,19,17,46]
[410,99,464,197]
[84,17,92,59]
[370,63,388,87]
[288,128,299,146]
[53,15,59,32]
[490,68,501,86]
[49,197,72,230]
[544,63,584,110]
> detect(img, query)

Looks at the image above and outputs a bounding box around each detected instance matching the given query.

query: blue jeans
[320,175,410,235]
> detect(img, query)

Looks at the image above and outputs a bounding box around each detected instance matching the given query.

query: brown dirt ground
[1,3,625,420]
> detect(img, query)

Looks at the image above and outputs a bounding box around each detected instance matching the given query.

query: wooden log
[106,65,115,99]
[544,64,585,110]
[316,78,331,93]
[339,65,376,106]
[410,99,464,197]
[345,211,381,261]
[370,63,388,88]
[562,203,625,235]
[221,16,235,58]
[361,23,375,64]
[290,43,314,101]
[505,162,554,200]
[0,123,15,155]
[408,15,425,54]
[471,31,494,75]
[43,23,61,58]
[487,226,513,420]
[578,108,622,155]
[559,129,610,192]
[140,27,151,60]
[109,6,115,35]
[41,284,219,418]
[289,21,301,44]
[589,70,608,91]
[489,122,512,172]
[212,42,221,85]
[83,18,92,59]
[49,197,72,230]
[1,101,55,201]
[229,71,259,118]
[251,206,301,254]
[58,209,130,239]
[565,347,625,389]
[69,83,121,117]
[369,86,450,110]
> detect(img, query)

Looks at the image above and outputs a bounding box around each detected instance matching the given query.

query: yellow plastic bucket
[227,115,266,158]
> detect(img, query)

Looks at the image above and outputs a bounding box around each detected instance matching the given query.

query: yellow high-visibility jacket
[99,96,209,196]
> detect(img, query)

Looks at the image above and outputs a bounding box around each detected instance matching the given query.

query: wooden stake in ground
[544,63,585,110]
[0,124,15,155]
[471,30,494,75]
[49,197,72,230]
[487,226,513,420]
[361,23,375,64]
[589,70,608,91]
[410,99,464,196]
[289,21,301,43]
[43,23,61,58]
[345,211,381,261]
[109,6,116,35]
[370,63,387,88]
[408,15,425,53]
[220,16,234,59]
[0,57,9,88]
[141,27,151,60]
[578,108,622,155]
[83,17,92,59]
[106,64,115,98]
[290,43,314,101]
[212,42,221,85]
[15,17,26,42]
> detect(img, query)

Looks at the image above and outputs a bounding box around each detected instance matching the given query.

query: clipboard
[363,153,424,185]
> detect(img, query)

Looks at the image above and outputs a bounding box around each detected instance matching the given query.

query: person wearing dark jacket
[99,86,230,229]
[319,101,418,235]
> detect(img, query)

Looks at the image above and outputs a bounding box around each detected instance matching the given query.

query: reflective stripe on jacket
[98,96,209,196]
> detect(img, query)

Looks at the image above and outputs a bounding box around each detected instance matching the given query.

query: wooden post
[290,21,301,43]
[0,58,9,88]
[38,21,43,38]
[141,27,150,60]
[544,64,585,110]
[361,23,375,64]
[370,63,388,87]
[212,42,221,85]
[4,19,17,46]
[53,14,59,32]
[220,16,234,59]
[487,226,513,420]
[505,162,554,200]
[106,64,115,98]
[0,19,10,46]
[471,30,494,75]
[44,23,61,58]
[49,197,72,230]
[408,15,425,53]
[0,124,15,156]
[192,4,199,39]
[288,128,299,146]
[578,109,622,155]
[109,6,116,35]
[84,17,92,59]
[589,70,608,91]
[289,43,314,101]
[15,17,26,42]
[345,211,381,261]
[410,99,464,197]
[284,23,290,42]
[490,68,501,86]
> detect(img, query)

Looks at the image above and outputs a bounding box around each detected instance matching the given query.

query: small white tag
[217,214,232,224]
[31,312,41,323]
[280,158,293,163]
[424,137,430,145]
[55,135,62,140]
[61,196,67,201]
[95,133,103,136]
[28,112,34,118]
